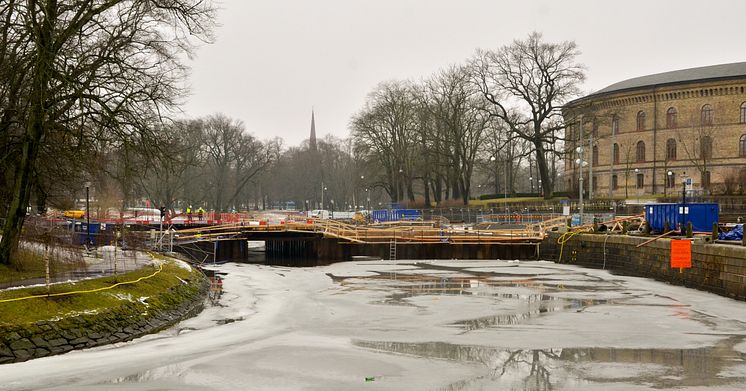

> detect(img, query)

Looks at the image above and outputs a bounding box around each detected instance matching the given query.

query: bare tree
[351,81,419,202]
[420,66,490,204]
[677,124,715,195]
[138,119,205,214]
[200,114,278,212]
[471,32,585,199]
[0,0,215,265]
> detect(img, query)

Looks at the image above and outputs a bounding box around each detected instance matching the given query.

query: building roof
[587,62,746,99]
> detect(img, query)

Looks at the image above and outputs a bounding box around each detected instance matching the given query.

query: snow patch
[48,309,99,321]
[171,259,192,272]
[112,293,134,302]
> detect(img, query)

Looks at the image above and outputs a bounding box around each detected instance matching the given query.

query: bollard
[686,222,693,238]
[711,222,718,243]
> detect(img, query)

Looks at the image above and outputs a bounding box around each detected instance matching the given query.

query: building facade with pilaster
[563,62,746,198]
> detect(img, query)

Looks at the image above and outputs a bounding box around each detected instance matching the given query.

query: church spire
[309,108,317,152]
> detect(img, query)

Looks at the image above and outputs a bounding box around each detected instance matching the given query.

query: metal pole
[681,179,686,232]
[578,115,584,224]
[86,184,91,246]
[504,158,508,218]
[589,132,593,201]
[159,215,163,252]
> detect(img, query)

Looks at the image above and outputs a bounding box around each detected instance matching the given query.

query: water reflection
[329,268,627,329]
[354,338,746,390]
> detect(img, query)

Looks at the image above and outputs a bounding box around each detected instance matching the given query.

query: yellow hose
[0,263,164,304]
[557,231,579,263]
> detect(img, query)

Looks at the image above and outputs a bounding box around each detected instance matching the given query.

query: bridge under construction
[170,218,564,265]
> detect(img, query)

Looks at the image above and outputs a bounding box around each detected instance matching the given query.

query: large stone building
[563,62,746,198]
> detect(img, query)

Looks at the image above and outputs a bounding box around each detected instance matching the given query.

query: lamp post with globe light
[666,170,673,198]
[634,168,641,203]
[575,146,588,221]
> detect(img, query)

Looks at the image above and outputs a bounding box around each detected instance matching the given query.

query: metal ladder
[389,238,397,261]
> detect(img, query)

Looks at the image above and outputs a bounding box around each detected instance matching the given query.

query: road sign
[670,239,692,269]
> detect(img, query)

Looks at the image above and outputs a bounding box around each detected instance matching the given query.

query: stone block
[69,337,90,345]
[13,349,31,360]
[48,338,68,347]
[9,339,35,351]
[87,332,103,340]
[0,343,13,357]
[31,336,50,348]
[4,332,21,342]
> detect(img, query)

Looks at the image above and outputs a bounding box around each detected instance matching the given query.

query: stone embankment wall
[0,272,208,364]
[540,232,746,301]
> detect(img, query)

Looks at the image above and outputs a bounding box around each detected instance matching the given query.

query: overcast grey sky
[182,0,746,146]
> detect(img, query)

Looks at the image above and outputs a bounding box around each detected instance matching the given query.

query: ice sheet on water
[3,260,746,391]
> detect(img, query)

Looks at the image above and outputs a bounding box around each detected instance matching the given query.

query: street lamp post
[358,175,365,210]
[575,148,587,223]
[85,182,91,246]
[634,168,640,203]
[666,171,673,198]
[321,182,327,210]
[330,200,335,218]
[490,156,498,195]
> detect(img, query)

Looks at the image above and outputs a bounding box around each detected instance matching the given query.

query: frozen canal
[3,259,746,390]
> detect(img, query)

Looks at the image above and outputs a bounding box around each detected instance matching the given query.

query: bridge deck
[174,219,545,245]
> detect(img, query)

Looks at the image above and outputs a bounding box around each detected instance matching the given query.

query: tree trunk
[433,177,442,203]
[423,176,431,206]
[534,141,553,199]
[0,9,55,265]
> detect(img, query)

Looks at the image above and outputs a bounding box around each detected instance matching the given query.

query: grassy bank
[0,258,202,326]
[0,246,85,285]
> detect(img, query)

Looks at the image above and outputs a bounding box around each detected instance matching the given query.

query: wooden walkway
[174,218,548,245]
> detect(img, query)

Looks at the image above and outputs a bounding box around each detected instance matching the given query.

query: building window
[666,107,677,128]
[700,136,712,160]
[701,104,713,126]
[666,172,676,188]
[612,115,619,135]
[666,138,677,160]
[611,174,618,190]
[740,134,746,157]
[592,145,599,166]
[636,173,644,189]
[636,111,646,131]
[636,140,646,162]
[592,176,597,192]
[741,102,746,123]
[613,143,620,164]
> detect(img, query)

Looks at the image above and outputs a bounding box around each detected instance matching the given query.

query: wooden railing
[173,218,550,244]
